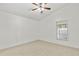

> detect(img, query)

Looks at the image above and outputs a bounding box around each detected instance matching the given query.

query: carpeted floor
[0,40,79,56]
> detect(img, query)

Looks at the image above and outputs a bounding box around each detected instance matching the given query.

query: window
[56,20,68,41]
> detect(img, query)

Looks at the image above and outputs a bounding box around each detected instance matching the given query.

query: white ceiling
[0,3,68,20]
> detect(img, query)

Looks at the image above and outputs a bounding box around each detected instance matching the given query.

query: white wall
[1,3,79,49]
[0,11,39,49]
[40,4,79,48]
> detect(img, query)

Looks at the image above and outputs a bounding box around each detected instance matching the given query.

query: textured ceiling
[0,3,68,21]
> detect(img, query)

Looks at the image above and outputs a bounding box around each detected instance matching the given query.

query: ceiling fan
[32,3,51,13]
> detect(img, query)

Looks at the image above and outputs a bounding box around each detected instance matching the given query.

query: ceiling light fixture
[32,3,51,13]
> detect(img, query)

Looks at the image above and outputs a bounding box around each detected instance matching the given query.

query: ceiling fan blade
[32,8,38,11]
[44,3,47,5]
[39,3,42,5]
[32,3,38,6]
[44,7,51,10]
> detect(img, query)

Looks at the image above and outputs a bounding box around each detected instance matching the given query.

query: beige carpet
[0,40,79,56]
